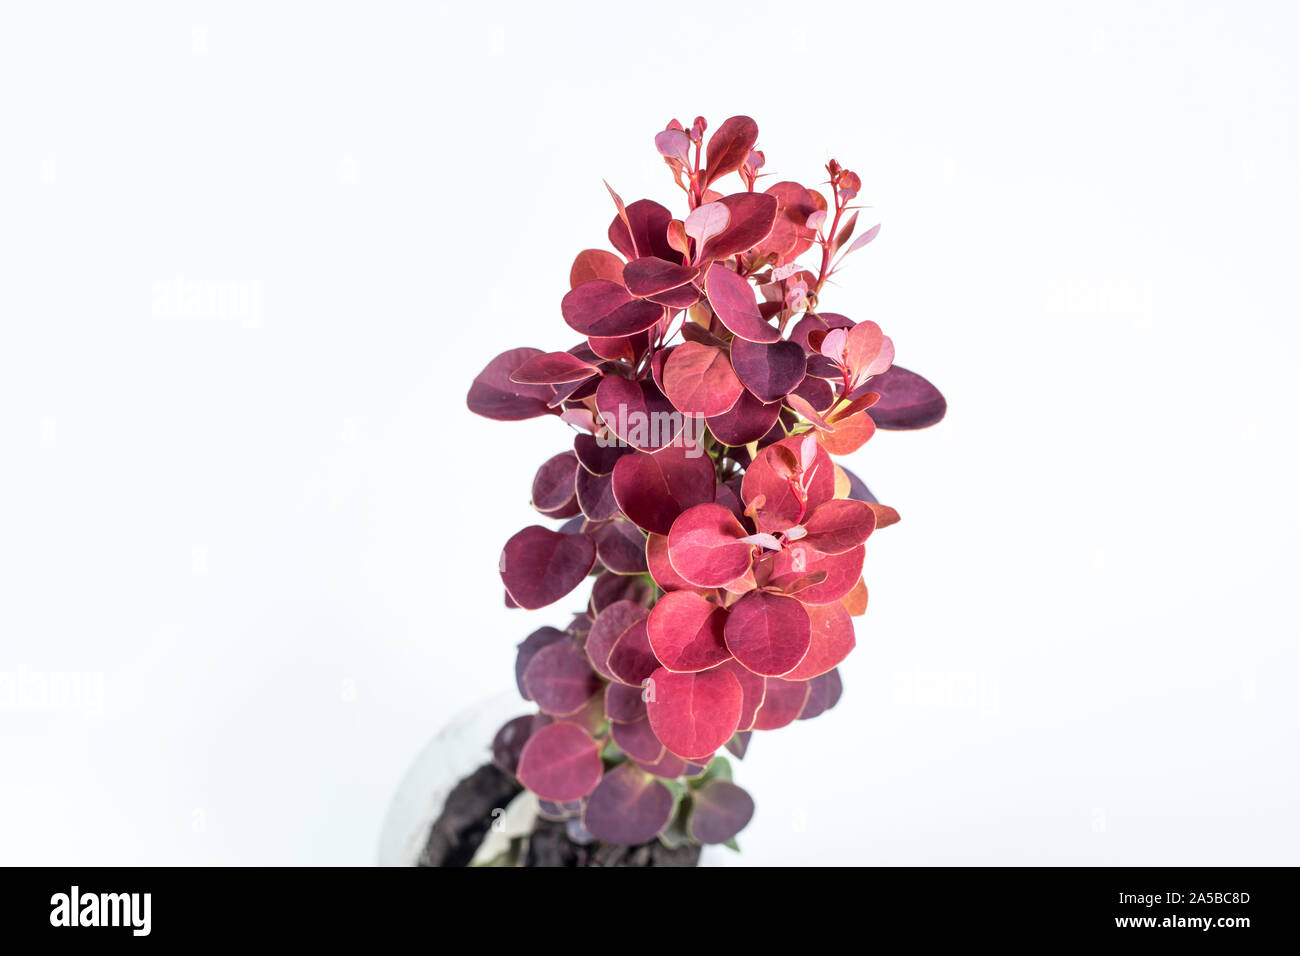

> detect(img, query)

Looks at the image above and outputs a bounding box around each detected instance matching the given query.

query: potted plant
[427,114,945,866]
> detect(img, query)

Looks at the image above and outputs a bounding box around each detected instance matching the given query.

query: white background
[2,1,1297,866]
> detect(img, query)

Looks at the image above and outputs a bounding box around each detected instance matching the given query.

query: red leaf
[561,279,664,338]
[608,199,676,262]
[740,435,837,533]
[575,467,619,520]
[784,392,836,433]
[569,248,626,288]
[866,501,901,529]
[699,193,779,262]
[706,388,782,447]
[592,518,648,575]
[662,341,745,417]
[684,202,730,256]
[841,576,869,616]
[719,658,767,731]
[645,665,743,761]
[755,181,821,263]
[611,439,716,535]
[574,433,631,476]
[655,127,691,164]
[623,257,698,297]
[770,544,865,605]
[723,590,811,677]
[510,351,600,385]
[594,376,683,451]
[515,626,567,700]
[782,601,855,680]
[646,532,705,593]
[589,568,652,614]
[491,715,535,777]
[844,320,891,383]
[646,590,732,673]
[666,503,754,588]
[818,409,877,455]
[633,748,690,779]
[703,115,759,188]
[799,498,877,554]
[797,669,842,721]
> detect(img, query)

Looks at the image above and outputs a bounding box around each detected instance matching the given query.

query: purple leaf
[499,526,597,609]
[706,387,782,447]
[592,518,648,575]
[523,640,603,716]
[515,626,567,699]
[586,600,649,682]
[607,618,662,686]
[531,452,580,516]
[610,716,667,764]
[730,337,808,403]
[689,780,755,844]
[582,762,675,845]
[866,365,947,430]
[491,715,535,777]
[562,280,665,338]
[467,348,556,421]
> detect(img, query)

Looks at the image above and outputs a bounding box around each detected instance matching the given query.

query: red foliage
[469,115,946,848]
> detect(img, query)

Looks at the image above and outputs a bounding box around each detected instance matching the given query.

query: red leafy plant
[468,115,945,854]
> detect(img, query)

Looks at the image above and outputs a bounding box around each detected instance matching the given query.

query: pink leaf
[684,202,730,257]
[704,263,780,344]
[645,666,743,761]
[516,722,603,802]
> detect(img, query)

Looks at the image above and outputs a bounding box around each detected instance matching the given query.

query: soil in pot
[417,763,701,868]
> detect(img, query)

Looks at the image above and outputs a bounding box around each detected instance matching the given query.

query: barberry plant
[467,115,945,851]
